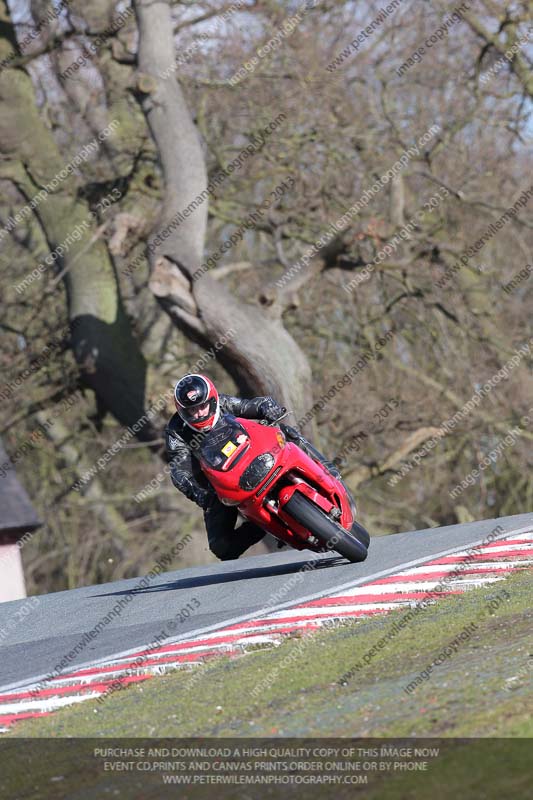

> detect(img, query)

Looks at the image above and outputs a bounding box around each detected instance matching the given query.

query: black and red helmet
[174,374,220,431]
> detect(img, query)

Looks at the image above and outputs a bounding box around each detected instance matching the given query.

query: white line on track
[0,525,531,699]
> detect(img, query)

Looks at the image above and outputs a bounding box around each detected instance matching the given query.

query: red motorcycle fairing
[199,415,356,553]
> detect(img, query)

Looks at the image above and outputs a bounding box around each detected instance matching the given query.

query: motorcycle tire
[351,521,370,548]
[284,492,368,563]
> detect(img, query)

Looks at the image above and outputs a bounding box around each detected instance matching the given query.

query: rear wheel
[284,492,368,563]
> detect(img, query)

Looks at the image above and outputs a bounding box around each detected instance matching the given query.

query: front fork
[277,477,349,522]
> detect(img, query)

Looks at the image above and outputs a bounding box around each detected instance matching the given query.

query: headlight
[239,453,275,490]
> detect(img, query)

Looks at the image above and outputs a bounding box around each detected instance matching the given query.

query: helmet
[174,373,220,431]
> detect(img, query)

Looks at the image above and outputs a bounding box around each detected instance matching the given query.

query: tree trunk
[133,0,312,429]
[0,0,154,440]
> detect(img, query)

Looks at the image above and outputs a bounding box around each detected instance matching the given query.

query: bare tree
[0,0,154,439]
[133,0,314,427]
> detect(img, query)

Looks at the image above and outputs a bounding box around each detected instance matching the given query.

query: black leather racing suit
[164,394,339,561]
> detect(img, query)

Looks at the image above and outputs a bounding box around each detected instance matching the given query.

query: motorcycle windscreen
[199,415,250,471]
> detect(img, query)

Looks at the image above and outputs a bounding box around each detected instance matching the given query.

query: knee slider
[209,539,235,560]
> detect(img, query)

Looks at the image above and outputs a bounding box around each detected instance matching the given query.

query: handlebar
[259,407,290,425]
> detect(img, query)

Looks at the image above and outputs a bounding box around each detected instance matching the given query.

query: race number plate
[221,441,237,457]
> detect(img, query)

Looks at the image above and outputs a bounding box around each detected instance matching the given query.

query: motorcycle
[198,412,370,562]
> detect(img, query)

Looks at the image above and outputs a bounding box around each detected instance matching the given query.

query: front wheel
[284,492,368,563]
[351,521,370,548]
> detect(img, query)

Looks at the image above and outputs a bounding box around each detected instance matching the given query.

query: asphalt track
[0,512,531,692]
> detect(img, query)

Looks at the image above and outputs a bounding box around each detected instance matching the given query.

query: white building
[0,439,41,603]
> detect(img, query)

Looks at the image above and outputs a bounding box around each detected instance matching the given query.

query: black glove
[193,487,216,510]
[178,477,215,510]
[323,459,342,480]
[260,397,286,423]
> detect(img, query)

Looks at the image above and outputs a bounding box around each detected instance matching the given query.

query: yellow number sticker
[221,441,237,457]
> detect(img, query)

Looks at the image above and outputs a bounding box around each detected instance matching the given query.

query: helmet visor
[180,398,216,424]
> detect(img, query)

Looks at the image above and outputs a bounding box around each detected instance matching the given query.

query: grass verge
[5,568,532,739]
[2,569,532,797]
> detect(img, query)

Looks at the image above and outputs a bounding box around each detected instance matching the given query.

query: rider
[165,373,341,561]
